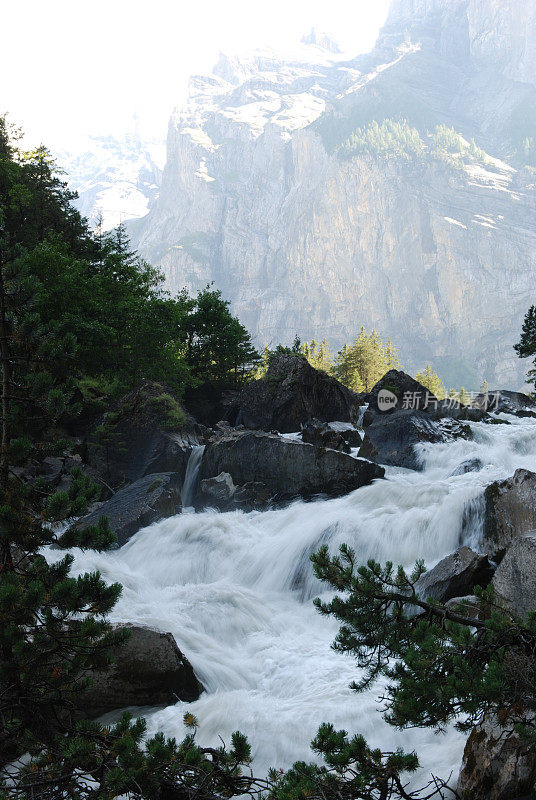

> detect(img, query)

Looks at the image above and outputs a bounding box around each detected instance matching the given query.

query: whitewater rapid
[52,414,536,789]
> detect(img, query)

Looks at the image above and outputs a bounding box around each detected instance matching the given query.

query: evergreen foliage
[414,365,445,399]
[515,304,536,386]
[310,545,536,740]
[338,118,490,171]
[0,116,260,797]
[332,328,403,392]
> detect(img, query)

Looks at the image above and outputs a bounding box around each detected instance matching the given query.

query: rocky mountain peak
[300,28,342,54]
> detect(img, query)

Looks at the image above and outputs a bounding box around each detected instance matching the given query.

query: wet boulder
[492,533,536,617]
[301,418,351,453]
[68,472,182,548]
[233,355,362,433]
[483,469,536,561]
[199,473,236,506]
[457,713,536,800]
[78,624,203,718]
[88,382,201,489]
[416,547,494,604]
[473,390,536,415]
[232,481,273,510]
[199,429,384,504]
[366,370,436,417]
[327,422,363,448]
[450,458,484,476]
[357,410,465,471]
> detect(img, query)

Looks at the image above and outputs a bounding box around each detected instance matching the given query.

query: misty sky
[2,0,391,150]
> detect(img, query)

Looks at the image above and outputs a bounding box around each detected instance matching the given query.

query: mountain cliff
[60,133,165,231]
[128,0,536,388]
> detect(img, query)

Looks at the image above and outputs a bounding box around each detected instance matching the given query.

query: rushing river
[53,414,536,789]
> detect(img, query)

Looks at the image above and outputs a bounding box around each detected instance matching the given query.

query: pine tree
[414,364,445,399]
[286,543,536,799]
[459,386,470,406]
[515,305,536,387]
[384,338,402,371]
[0,117,259,799]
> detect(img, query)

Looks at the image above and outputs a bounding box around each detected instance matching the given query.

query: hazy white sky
[2,0,391,150]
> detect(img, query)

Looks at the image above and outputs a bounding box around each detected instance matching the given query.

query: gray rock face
[366,371,437,417]
[326,422,363,448]
[301,418,351,453]
[79,624,202,718]
[71,472,182,547]
[88,382,199,489]
[234,355,362,433]
[450,458,484,476]
[492,533,536,617]
[128,0,536,389]
[473,390,536,415]
[483,469,536,560]
[416,547,494,603]
[457,713,536,800]
[357,410,469,471]
[199,429,384,503]
[199,472,236,505]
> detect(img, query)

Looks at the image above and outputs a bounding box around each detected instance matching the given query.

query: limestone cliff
[128,0,536,388]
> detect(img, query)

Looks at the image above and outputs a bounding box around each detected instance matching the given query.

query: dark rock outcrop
[492,533,536,617]
[232,481,273,510]
[357,410,470,471]
[233,355,362,433]
[416,547,494,604]
[301,418,351,453]
[78,624,203,717]
[457,713,536,800]
[198,429,384,504]
[473,390,536,415]
[450,458,484,476]
[70,472,182,547]
[199,473,236,506]
[483,469,536,561]
[327,422,363,448]
[88,382,200,489]
[366,370,436,417]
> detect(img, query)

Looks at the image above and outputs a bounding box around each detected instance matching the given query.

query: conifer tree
[384,338,403,371]
[0,115,259,799]
[414,365,445,399]
[515,305,536,387]
[459,386,470,406]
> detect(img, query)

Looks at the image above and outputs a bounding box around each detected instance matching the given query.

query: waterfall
[181,445,205,508]
[49,415,536,789]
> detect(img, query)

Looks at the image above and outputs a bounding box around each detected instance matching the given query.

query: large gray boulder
[301,418,351,453]
[88,382,201,489]
[416,547,494,603]
[198,429,384,504]
[483,469,536,561]
[492,533,536,618]
[233,355,362,433]
[358,410,470,471]
[199,473,236,506]
[78,624,203,717]
[366,370,437,417]
[70,472,182,547]
[457,713,536,800]
[473,390,536,415]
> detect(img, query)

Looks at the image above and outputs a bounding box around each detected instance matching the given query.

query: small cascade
[181,445,205,508]
[356,404,368,427]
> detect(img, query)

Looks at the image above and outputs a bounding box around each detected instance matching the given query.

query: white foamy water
[49,415,536,790]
